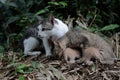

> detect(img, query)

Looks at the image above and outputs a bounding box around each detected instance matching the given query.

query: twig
[63,68,81,75]
[115,33,119,58]
[65,15,74,30]
[88,8,97,28]
[76,13,88,29]
[102,72,110,80]
[0,63,22,70]
[76,18,88,30]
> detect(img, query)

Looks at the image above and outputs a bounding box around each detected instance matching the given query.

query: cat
[79,47,104,65]
[38,15,69,56]
[19,22,43,56]
[63,48,80,64]
[20,14,69,56]
[54,29,116,64]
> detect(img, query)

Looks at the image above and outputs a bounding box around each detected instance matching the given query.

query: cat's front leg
[38,31,51,38]
[42,38,52,56]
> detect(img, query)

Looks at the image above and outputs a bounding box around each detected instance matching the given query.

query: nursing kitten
[79,47,104,65]
[55,29,115,64]
[20,14,68,56]
[63,48,80,64]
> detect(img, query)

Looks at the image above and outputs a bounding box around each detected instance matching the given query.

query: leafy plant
[15,63,32,75]
[15,64,26,74]
[18,75,25,80]
[32,61,39,69]
[0,0,120,51]
[100,24,119,31]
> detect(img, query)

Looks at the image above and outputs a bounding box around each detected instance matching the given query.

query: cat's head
[37,14,58,31]
[63,48,80,64]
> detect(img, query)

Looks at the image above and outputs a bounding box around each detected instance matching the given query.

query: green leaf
[17,64,26,69]
[19,75,25,80]
[32,61,38,69]
[25,67,33,73]
[19,0,26,5]
[35,6,50,15]
[7,16,20,24]
[35,9,47,15]
[0,0,7,4]
[59,1,67,7]
[48,2,59,6]
[7,2,17,7]
[91,64,96,71]
[18,69,24,73]
[89,26,101,32]
[8,33,17,37]
[100,24,119,31]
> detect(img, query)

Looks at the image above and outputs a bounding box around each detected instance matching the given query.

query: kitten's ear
[48,14,54,25]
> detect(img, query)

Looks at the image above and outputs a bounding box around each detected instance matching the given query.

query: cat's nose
[37,34,42,38]
[37,32,42,38]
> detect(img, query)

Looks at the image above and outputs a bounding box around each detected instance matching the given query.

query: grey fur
[55,29,116,64]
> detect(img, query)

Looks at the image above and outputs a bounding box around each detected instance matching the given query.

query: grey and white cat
[21,15,69,56]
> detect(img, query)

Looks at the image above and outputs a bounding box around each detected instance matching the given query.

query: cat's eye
[75,57,79,60]
[42,28,45,31]
[67,57,70,61]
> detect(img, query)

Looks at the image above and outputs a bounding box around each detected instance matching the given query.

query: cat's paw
[24,51,41,56]
[46,53,52,57]
[34,52,41,56]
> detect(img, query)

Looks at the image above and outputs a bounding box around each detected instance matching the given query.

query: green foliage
[91,64,96,72]
[32,61,39,69]
[0,0,120,51]
[48,1,67,8]
[100,24,119,31]
[14,61,39,75]
[18,75,25,80]
[15,64,27,74]
[15,64,32,75]
[0,0,39,50]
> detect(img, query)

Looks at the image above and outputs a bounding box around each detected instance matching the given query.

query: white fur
[23,25,43,56]
[42,38,52,56]
[23,18,68,56]
[51,18,69,39]
[39,18,69,39]
[23,36,41,56]
[37,25,42,31]
[38,18,69,56]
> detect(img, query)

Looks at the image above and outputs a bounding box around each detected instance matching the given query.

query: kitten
[55,29,115,64]
[20,14,68,56]
[19,22,43,56]
[63,48,80,64]
[38,15,69,56]
[79,47,104,65]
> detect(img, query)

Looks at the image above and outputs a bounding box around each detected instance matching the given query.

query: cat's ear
[48,14,54,25]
